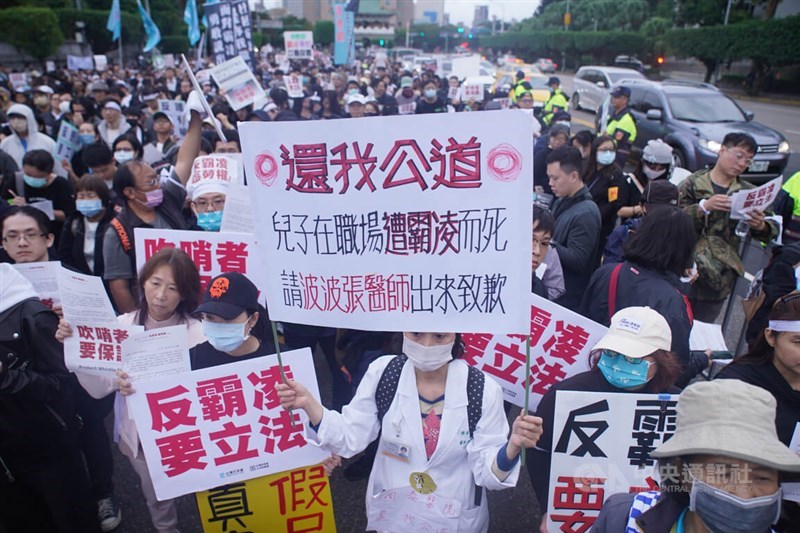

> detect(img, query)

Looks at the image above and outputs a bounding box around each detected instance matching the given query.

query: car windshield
[608,71,644,83]
[529,77,550,89]
[667,93,746,122]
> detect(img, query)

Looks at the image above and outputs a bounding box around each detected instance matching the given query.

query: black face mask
[127,118,139,127]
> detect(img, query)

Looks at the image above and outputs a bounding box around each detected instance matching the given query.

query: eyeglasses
[602,349,646,365]
[138,177,159,188]
[532,237,551,249]
[194,198,225,210]
[2,232,46,243]
[725,148,754,166]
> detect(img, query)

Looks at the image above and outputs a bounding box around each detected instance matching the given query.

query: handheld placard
[522,334,531,466]
[271,320,296,428]
[180,54,226,140]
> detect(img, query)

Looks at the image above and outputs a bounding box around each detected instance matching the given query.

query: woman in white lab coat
[277,331,543,532]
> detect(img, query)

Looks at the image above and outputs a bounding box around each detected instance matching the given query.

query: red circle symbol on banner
[487,144,522,182]
[254,151,278,186]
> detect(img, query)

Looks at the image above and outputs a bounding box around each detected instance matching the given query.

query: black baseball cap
[547,76,560,86]
[610,86,631,98]
[195,272,258,319]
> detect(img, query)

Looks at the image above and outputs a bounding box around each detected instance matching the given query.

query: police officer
[542,76,568,126]
[604,86,637,168]
[511,70,532,103]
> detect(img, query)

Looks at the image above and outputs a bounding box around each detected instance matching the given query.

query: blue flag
[183,0,201,46]
[106,0,121,42]
[137,0,161,52]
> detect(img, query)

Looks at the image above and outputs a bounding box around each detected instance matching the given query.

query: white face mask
[642,165,667,180]
[114,150,134,163]
[402,336,454,372]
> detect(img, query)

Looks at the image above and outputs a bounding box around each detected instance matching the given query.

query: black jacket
[0,298,80,471]
[58,210,114,276]
[746,241,800,347]
[580,261,705,387]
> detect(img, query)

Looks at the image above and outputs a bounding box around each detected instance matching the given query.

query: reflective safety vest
[605,107,637,143]
[782,171,800,242]
[542,88,568,125]
[512,80,529,102]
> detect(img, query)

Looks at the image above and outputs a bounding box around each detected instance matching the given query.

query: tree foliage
[0,7,64,62]
[55,8,144,53]
[314,20,334,46]
[523,0,650,32]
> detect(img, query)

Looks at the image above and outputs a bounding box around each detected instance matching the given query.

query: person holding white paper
[276,331,543,532]
[56,248,205,533]
[717,292,800,529]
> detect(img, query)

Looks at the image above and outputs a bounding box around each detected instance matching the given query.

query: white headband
[768,320,800,332]
[103,101,122,112]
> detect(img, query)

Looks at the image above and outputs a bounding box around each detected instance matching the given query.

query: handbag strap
[608,263,624,322]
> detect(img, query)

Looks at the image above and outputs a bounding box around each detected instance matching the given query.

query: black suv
[597,80,790,183]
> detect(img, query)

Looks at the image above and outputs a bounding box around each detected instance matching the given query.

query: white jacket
[75,312,205,458]
[307,356,519,532]
[0,104,56,167]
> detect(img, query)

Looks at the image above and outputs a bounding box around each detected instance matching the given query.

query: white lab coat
[307,356,519,532]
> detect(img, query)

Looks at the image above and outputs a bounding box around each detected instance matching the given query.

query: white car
[572,66,646,113]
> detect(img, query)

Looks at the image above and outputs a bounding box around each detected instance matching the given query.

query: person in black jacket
[582,135,625,265]
[580,206,709,386]
[0,264,101,533]
[717,292,800,531]
[532,205,554,299]
[59,175,114,278]
[745,241,800,348]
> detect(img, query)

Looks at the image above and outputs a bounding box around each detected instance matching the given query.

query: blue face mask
[197,210,223,231]
[76,199,104,218]
[597,350,652,389]
[79,133,96,146]
[596,150,616,166]
[23,174,48,188]
[202,320,250,353]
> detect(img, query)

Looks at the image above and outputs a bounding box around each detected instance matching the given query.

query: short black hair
[624,206,696,276]
[112,160,141,202]
[113,133,143,159]
[216,129,240,151]
[21,149,54,173]
[546,146,584,176]
[1,205,52,235]
[82,142,113,168]
[76,174,111,207]
[533,205,554,235]
[721,132,757,154]
[571,130,594,149]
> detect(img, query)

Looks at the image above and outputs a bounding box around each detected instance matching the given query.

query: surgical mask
[642,165,667,180]
[597,350,652,389]
[197,210,223,231]
[689,474,782,533]
[140,188,163,208]
[76,199,104,218]
[8,117,27,133]
[596,150,616,166]
[402,336,454,372]
[203,320,250,352]
[23,174,48,188]
[114,150,134,164]
[348,88,359,95]
[79,133,96,145]
[59,101,71,114]
[424,88,437,99]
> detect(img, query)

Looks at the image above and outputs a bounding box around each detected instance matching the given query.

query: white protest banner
[54,120,81,177]
[547,391,679,531]
[164,54,176,68]
[461,83,484,102]
[284,74,304,99]
[283,31,313,59]
[57,266,118,325]
[220,184,256,234]
[157,99,188,139]
[94,54,108,71]
[447,86,460,101]
[495,97,511,109]
[398,101,416,115]
[12,262,60,310]
[67,55,94,71]
[187,153,243,192]
[210,56,266,111]
[134,228,262,293]
[122,325,191,382]
[9,72,27,91]
[239,112,533,334]
[127,348,328,500]
[462,293,607,410]
[64,322,144,375]
[45,61,56,73]
[730,176,782,220]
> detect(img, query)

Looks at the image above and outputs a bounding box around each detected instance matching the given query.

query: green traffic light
[379,39,385,46]
[457,27,464,33]
[468,33,473,38]
[419,32,425,36]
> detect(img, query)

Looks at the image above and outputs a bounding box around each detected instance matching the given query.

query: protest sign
[367,487,461,532]
[93,55,108,71]
[284,31,313,60]
[64,322,144,375]
[285,75,304,99]
[205,0,255,68]
[495,98,511,109]
[210,56,266,111]
[195,465,336,533]
[12,262,60,310]
[67,55,94,71]
[122,326,191,382]
[45,61,56,73]
[462,294,607,410]
[333,2,355,65]
[54,120,81,177]
[157,99,188,139]
[127,348,328,500]
[447,86,460,101]
[730,176,783,220]
[239,112,533,334]
[547,391,679,531]
[134,228,262,293]
[461,83,484,102]
[57,266,118,325]
[9,72,27,91]
[220,184,256,234]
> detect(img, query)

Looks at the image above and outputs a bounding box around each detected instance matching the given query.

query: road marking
[787,130,800,136]
[573,117,595,129]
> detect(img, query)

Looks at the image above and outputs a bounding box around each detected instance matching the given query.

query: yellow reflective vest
[542,88,568,125]
[605,107,637,143]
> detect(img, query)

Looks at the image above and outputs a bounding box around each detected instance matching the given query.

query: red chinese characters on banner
[75,324,130,362]
[550,476,605,533]
[190,156,232,188]
[269,465,329,533]
[141,237,250,289]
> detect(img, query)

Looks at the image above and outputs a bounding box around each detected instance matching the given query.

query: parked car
[494,73,550,109]
[613,55,645,73]
[533,58,556,73]
[596,79,790,183]
[572,66,646,113]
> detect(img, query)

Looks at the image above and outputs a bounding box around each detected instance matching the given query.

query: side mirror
[646,108,663,121]
[745,111,754,121]
[596,80,606,88]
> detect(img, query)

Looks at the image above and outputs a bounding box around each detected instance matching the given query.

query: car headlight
[699,139,722,153]
[779,141,790,154]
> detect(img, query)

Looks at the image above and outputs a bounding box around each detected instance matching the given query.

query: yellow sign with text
[196,465,336,533]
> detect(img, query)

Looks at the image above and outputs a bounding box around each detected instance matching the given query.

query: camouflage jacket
[678,168,777,301]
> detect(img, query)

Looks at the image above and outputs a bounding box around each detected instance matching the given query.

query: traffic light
[379,39,385,47]
[657,56,665,65]
[457,27,464,33]
[419,32,425,37]
[468,33,473,39]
